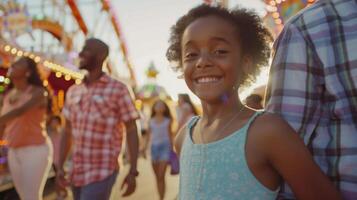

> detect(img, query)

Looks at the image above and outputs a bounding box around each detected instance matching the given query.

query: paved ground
[112,157,179,200]
[42,157,179,200]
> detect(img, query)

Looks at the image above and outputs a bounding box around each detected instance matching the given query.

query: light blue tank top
[150,117,170,146]
[179,112,279,200]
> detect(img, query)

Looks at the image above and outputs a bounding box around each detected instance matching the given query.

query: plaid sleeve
[265,23,324,143]
[116,84,139,122]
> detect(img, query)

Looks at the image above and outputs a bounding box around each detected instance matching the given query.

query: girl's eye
[214,49,229,55]
[185,53,197,58]
[184,52,198,61]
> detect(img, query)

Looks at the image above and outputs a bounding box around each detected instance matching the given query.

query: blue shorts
[151,143,171,162]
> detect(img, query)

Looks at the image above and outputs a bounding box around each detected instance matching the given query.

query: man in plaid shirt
[266,0,357,199]
[56,38,140,200]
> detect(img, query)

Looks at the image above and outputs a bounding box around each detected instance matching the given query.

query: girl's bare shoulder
[253,112,294,135]
[248,112,299,151]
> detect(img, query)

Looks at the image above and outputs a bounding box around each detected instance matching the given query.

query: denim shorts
[151,142,171,162]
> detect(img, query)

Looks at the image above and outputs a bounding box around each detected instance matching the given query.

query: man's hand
[120,173,137,197]
[55,168,68,192]
[122,119,139,197]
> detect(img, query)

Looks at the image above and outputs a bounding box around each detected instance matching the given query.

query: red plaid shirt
[62,74,139,186]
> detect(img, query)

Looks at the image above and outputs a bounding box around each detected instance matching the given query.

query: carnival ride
[0,0,136,111]
[0,0,136,193]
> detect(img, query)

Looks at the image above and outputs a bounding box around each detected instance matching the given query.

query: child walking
[144,100,173,200]
[166,4,342,200]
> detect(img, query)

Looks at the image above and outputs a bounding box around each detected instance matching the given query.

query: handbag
[169,150,179,175]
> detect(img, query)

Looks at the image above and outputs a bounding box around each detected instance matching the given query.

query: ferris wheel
[0,0,136,85]
[0,0,137,114]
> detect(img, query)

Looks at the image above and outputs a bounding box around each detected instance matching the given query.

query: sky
[112,0,267,102]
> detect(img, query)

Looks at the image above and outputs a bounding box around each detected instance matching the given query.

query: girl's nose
[195,52,213,69]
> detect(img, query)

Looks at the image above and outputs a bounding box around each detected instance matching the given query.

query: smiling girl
[166,4,342,200]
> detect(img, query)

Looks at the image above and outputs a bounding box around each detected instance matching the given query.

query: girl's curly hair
[166,4,273,87]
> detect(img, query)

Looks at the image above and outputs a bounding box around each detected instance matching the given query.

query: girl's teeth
[197,77,219,83]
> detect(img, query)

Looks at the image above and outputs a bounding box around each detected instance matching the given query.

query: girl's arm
[141,121,151,154]
[0,87,46,126]
[259,114,342,200]
[168,119,174,149]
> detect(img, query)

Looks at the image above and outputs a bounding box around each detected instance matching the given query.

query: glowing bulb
[16,51,23,57]
[34,56,41,63]
[43,80,49,87]
[64,75,71,81]
[4,78,10,84]
[11,48,17,54]
[4,45,11,52]
[55,72,62,78]
[75,79,82,85]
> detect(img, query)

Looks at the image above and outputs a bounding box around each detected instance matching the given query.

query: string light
[43,80,49,87]
[4,45,11,52]
[34,56,41,63]
[2,44,84,81]
[64,75,71,81]
[55,71,63,78]
[17,51,23,57]
[75,79,82,85]
[266,0,316,26]
[11,48,17,54]
[4,78,10,84]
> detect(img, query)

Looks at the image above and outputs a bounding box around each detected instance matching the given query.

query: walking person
[176,93,198,130]
[166,4,342,200]
[265,0,357,199]
[0,57,53,200]
[56,38,140,200]
[143,99,173,200]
